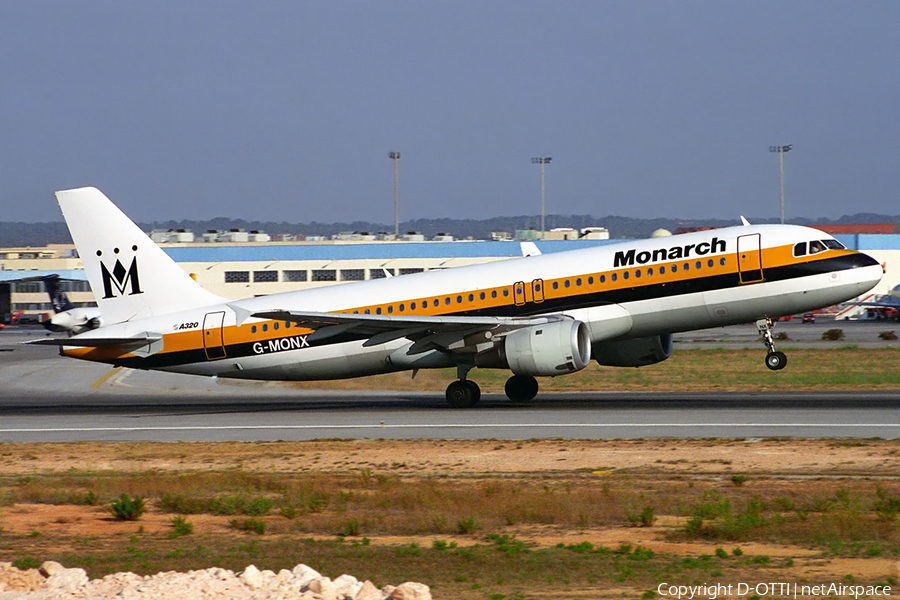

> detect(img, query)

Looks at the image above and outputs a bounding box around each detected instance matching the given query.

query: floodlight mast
[389,152,400,237]
[531,157,552,239]
[768,144,792,224]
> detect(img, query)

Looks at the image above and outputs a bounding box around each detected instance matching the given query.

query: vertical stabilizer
[55,187,224,324]
[42,275,75,313]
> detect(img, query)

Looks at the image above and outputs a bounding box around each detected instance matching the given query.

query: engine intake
[593,333,673,367]
[499,320,592,376]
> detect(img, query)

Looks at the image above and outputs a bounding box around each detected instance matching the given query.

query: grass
[283,348,900,393]
[0,451,899,597]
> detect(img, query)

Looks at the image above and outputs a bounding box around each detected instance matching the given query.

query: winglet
[520,241,541,257]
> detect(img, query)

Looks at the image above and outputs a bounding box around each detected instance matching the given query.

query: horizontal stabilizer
[25,332,164,357]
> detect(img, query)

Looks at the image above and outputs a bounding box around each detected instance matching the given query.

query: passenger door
[202,311,227,360]
[737,234,763,284]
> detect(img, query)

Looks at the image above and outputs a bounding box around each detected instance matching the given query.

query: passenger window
[683,263,690,271]
[707,259,713,268]
[251,325,257,334]
[588,276,594,285]
[387,306,393,314]
[503,289,509,297]
[434,299,440,307]
[262,324,268,332]
[410,302,416,310]
[611,273,617,282]
[634,270,641,279]
[623,272,629,280]
[564,280,570,288]
[365,309,370,314]
[648,268,653,276]
[695,261,701,269]
[274,322,279,330]
[553,282,559,290]
[445,297,450,305]
[480,292,486,300]
[576,278,582,286]
[659,266,666,274]
[468,294,474,302]
[491,290,497,299]
[600,275,606,283]
[456,295,462,304]
[671,265,678,273]
[719,258,726,266]
[376,307,382,315]
[399,304,405,312]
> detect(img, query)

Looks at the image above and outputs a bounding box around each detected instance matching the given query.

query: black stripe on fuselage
[112,252,877,370]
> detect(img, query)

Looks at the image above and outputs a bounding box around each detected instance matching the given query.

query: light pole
[389,152,400,237]
[531,157,552,239]
[768,144,792,224]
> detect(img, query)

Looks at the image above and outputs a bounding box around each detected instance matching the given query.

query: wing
[241,306,564,355]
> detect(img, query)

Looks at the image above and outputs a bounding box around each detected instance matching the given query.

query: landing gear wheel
[464,380,481,404]
[505,375,539,402]
[756,318,788,372]
[765,351,787,371]
[446,380,480,408]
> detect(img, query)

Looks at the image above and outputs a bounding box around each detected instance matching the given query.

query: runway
[2,325,899,442]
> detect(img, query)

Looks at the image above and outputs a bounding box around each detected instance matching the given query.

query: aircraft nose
[856,252,883,288]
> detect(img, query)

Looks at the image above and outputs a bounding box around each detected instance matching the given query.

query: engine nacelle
[593,333,673,367]
[500,320,592,376]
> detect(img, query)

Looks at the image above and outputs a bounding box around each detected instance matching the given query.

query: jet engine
[497,319,592,376]
[593,333,673,367]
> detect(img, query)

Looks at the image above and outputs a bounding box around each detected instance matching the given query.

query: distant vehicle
[802,312,815,323]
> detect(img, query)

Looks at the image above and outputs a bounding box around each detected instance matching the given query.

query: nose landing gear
[756,318,787,371]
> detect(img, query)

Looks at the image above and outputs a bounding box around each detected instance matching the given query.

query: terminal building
[1,226,899,323]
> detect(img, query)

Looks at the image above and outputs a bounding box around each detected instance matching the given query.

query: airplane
[836,284,900,321]
[30,187,883,408]
[41,274,103,335]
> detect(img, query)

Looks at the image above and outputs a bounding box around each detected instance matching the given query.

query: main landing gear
[504,374,539,402]
[444,367,541,408]
[445,364,481,408]
[756,318,787,371]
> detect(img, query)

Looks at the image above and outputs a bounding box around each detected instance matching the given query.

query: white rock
[38,561,66,578]
[389,582,431,600]
[307,577,337,600]
[292,564,323,589]
[333,574,360,598]
[45,567,88,593]
[240,565,264,589]
[355,580,382,600]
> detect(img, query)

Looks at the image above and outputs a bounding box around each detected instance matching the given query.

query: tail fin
[55,187,224,324]
[42,275,75,313]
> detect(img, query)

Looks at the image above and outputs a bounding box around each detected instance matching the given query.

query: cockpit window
[793,242,807,257]
[808,240,827,254]
[823,239,845,250]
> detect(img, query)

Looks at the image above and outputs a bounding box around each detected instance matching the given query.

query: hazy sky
[2,1,898,224]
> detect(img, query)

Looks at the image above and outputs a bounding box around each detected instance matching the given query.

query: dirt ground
[2,439,900,594]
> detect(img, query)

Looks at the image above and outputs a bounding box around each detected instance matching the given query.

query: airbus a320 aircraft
[32,187,882,408]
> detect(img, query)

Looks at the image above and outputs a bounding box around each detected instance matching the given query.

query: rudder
[55,187,223,324]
